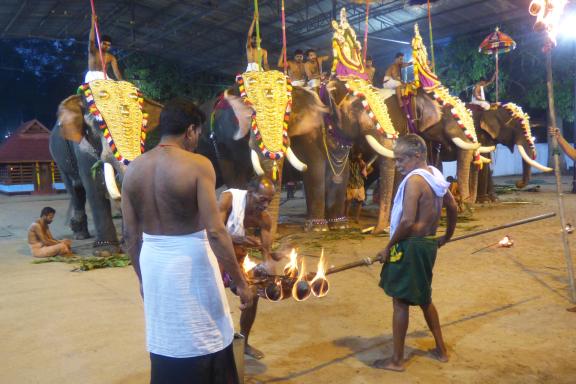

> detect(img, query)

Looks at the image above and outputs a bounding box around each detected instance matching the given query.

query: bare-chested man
[382,52,412,90]
[304,49,329,90]
[374,134,457,372]
[219,176,279,360]
[277,48,306,86]
[86,15,122,83]
[122,100,253,383]
[246,14,269,71]
[28,207,72,258]
[470,73,496,110]
[365,56,376,85]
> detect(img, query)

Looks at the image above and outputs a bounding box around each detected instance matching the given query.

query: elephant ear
[224,89,252,140]
[415,89,442,132]
[142,98,164,132]
[57,95,84,143]
[289,87,329,138]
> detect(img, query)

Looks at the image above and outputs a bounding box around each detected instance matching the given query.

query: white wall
[441,143,575,179]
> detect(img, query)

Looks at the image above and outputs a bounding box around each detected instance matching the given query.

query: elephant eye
[98,90,110,99]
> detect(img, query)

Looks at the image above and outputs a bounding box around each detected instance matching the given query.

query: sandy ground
[1,175,576,384]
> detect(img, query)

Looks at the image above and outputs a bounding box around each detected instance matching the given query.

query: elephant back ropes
[87,14,122,82]
[122,100,252,383]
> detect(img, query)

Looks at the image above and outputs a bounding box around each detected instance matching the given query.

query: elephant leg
[469,164,479,206]
[374,157,396,234]
[325,163,349,230]
[60,171,91,240]
[75,146,119,251]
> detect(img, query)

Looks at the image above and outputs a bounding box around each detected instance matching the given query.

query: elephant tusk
[103,162,122,200]
[452,137,481,151]
[286,147,307,172]
[478,145,496,153]
[251,149,265,176]
[366,135,394,159]
[517,145,553,172]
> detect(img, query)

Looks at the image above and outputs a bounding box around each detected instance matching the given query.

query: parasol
[478,27,516,102]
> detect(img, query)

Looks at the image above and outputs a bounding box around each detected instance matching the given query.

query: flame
[498,236,514,248]
[291,259,311,301]
[283,248,299,277]
[311,249,330,298]
[243,254,258,273]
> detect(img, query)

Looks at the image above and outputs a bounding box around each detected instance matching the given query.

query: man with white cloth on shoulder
[85,14,122,83]
[373,134,457,373]
[122,99,253,384]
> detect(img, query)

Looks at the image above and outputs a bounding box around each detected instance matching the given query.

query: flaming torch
[292,260,312,301]
[310,249,330,297]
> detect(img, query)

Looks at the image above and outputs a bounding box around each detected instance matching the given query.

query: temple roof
[0,119,53,163]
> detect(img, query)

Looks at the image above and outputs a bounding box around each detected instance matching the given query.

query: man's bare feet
[245,344,264,360]
[372,358,405,372]
[428,347,449,362]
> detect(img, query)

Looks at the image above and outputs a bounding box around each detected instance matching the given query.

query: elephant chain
[323,128,350,178]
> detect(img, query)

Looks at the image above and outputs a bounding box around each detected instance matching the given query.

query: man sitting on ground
[278,48,306,86]
[86,15,122,82]
[375,134,457,372]
[218,176,280,360]
[28,207,72,258]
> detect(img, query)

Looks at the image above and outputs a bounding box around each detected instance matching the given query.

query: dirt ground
[1,175,576,384]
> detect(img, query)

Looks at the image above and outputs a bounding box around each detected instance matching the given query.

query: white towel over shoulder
[140,230,234,358]
[390,166,450,237]
[224,188,247,239]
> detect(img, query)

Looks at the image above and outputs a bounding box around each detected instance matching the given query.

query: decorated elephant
[471,102,552,202]
[49,80,162,253]
[200,70,396,233]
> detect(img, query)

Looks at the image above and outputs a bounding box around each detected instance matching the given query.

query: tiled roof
[0,120,54,163]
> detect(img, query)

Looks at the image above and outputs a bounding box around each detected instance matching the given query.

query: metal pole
[546,50,576,303]
[495,52,499,103]
[572,40,576,193]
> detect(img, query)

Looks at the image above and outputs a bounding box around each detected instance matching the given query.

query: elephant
[49,89,162,253]
[368,87,493,232]
[471,103,552,202]
[200,75,396,233]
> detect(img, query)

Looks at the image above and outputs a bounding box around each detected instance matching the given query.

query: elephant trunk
[469,163,479,205]
[516,155,533,189]
[517,144,553,173]
[457,149,474,209]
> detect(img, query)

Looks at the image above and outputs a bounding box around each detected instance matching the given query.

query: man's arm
[89,15,98,54]
[198,158,253,309]
[485,72,497,86]
[550,127,576,160]
[259,212,273,261]
[246,17,255,49]
[378,177,421,262]
[121,168,143,286]
[277,47,285,69]
[110,56,123,80]
[34,225,59,246]
[438,190,457,247]
[262,49,269,70]
[304,62,314,80]
[473,85,483,100]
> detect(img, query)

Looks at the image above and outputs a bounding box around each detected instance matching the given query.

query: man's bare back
[403,171,443,237]
[123,146,207,236]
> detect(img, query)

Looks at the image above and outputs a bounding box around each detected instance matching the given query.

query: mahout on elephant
[50,80,162,254]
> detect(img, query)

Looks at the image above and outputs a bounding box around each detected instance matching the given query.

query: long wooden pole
[254,0,262,69]
[427,0,435,71]
[281,0,287,74]
[495,52,499,102]
[322,212,557,276]
[363,0,370,65]
[546,50,576,303]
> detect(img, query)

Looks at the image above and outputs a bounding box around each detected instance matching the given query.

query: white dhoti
[382,76,402,89]
[307,78,321,88]
[246,62,262,72]
[224,189,247,242]
[140,230,234,358]
[84,71,106,83]
[470,99,490,110]
[291,79,306,87]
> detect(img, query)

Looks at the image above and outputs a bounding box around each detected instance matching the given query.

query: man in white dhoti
[122,100,253,384]
[382,53,411,90]
[218,177,276,360]
[86,15,122,83]
[470,74,495,110]
[246,14,269,72]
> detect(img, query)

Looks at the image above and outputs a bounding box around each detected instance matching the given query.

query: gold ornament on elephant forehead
[88,80,145,162]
